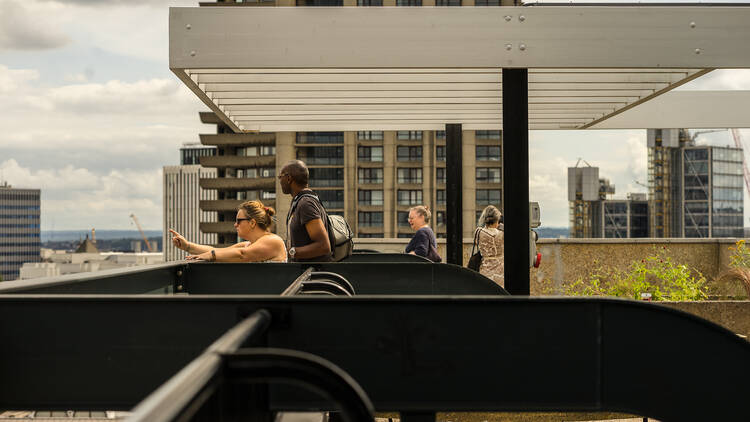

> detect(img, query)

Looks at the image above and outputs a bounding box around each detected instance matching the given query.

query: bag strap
[471,227,482,255]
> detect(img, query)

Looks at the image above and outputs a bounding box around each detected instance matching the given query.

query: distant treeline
[42,230,162,242]
[43,237,162,253]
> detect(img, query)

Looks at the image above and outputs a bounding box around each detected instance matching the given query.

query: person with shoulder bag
[474,205,504,287]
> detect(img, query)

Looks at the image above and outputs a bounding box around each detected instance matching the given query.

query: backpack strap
[471,227,482,255]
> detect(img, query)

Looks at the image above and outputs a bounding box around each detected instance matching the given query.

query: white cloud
[0,65,40,94]
[0,1,71,51]
[0,159,162,230]
[680,70,750,91]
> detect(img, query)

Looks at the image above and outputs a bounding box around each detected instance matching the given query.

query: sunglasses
[235,218,252,224]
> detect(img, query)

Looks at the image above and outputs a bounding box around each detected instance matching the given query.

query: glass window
[396,0,421,5]
[309,168,344,187]
[684,148,708,161]
[261,190,276,199]
[436,130,445,140]
[436,211,446,227]
[397,146,422,162]
[476,145,501,161]
[436,168,446,184]
[358,190,384,206]
[436,189,446,205]
[358,168,384,184]
[476,167,501,183]
[318,190,344,209]
[358,233,384,238]
[474,0,500,4]
[297,0,343,5]
[358,146,383,162]
[296,132,344,144]
[397,130,423,140]
[357,131,384,140]
[436,146,446,162]
[397,168,423,184]
[398,190,423,205]
[297,146,344,165]
[358,211,384,227]
[476,189,501,206]
[435,0,460,5]
[475,130,501,140]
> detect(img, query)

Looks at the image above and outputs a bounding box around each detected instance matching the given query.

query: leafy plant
[718,240,750,297]
[567,247,708,301]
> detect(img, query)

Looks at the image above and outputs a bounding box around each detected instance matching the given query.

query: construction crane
[129,214,154,252]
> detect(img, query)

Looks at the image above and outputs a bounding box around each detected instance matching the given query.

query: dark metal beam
[502,68,530,295]
[1,296,748,421]
[445,123,463,266]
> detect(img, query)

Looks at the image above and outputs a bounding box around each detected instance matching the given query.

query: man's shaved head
[282,160,309,186]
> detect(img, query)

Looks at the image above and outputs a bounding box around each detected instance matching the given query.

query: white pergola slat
[170,6,750,132]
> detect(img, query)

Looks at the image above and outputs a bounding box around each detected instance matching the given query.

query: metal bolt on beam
[504,15,512,22]
[519,43,527,51]
[505,43,512,51]
[690,21,696,28]
[185,24,191,30]
[519,15,526,22]
[695,48,702,54]
[190,50,196,57]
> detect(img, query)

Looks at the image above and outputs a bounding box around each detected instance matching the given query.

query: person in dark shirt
[279,160,332,262]
[405,205,441,262]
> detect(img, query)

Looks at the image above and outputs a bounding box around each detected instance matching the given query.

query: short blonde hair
[409,205,431,224]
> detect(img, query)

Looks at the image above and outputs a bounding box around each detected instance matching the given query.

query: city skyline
[2,0,750,230]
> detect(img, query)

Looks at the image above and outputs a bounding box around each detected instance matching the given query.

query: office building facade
[648,129,744,238]
[0,183,41,281]
[181,143,217,165]
[163,165,218,261]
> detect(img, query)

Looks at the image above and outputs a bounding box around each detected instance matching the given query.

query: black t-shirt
[405,226,437,258]
[286,191,332,262]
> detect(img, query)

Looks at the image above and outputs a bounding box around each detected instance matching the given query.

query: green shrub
[567,247,708,301]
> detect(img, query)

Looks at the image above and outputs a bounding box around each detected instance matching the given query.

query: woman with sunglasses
[169,200,287,263]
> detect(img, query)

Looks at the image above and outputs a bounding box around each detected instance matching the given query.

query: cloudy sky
[1,0,749,231]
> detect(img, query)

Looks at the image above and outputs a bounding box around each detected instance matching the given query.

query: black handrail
[223,348,374,422]
[310,271,355,296]
[127,310,271,422]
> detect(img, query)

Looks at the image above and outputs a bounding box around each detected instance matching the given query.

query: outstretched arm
[187,236,285,263]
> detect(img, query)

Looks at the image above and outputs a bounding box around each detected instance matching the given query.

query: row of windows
[235,167,275,178]
[237,146,275,157]
[712,148,743,162]
[713,215,744,227]
[0,252,40,256]
[355,188,496,207]
[0,205,40,210]
[0,233,39,238]
[236,190,276,200]
[0,215,39,219]
[309,168,344,187]
[298,146,344,165]
[713,161,743,175]
[356,145,501,163]
[0,242,41,247]
[0,194,39,201]
[714,187,743,201]
[0,224,40,228]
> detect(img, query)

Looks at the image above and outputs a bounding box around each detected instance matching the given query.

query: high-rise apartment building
[648,129,744,238]
[163,165,218,261]
[197,112,503,245]
[0,183,41,281]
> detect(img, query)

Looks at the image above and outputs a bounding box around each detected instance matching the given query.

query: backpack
[289,193,353,262]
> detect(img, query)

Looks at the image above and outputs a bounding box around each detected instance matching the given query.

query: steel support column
[446,123,463,266]
[502,69,530,295]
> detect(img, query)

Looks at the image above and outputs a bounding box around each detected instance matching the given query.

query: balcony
[199,177,275,190]
[199,155,275,169]
[199,221,236,234]
[200,199,275,212]
[199,133,275,146]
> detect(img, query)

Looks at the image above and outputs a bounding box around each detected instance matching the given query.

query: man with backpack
[279,160,331,262]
